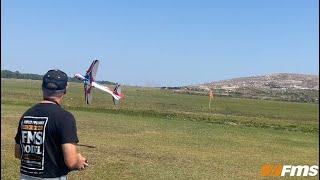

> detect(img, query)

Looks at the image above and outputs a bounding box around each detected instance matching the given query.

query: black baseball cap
[42,69,68,93]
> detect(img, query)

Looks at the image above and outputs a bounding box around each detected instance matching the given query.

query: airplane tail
[112,83,124,105]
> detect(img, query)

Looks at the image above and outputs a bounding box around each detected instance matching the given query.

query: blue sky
[1,0,319,86]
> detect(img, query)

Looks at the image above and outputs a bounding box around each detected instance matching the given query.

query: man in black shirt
[14,69,88,179]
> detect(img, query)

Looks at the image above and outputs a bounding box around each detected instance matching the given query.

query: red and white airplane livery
[74,60,124,105]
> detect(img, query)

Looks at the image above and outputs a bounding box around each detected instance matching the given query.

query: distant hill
[164,73,319,103]
[1,70,115,85]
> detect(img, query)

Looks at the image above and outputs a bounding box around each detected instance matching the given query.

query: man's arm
[15,144,21,159]
[61,143,88,170]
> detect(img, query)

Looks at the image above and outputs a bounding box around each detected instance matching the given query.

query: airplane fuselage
[74,73,90,85]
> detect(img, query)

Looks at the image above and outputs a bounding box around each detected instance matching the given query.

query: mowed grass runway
[1,79,319,179]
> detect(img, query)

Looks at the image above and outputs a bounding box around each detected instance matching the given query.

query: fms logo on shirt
[20,116,48,173]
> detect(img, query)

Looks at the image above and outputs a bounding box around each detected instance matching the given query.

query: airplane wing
[86,60,99,82]
[91,82,122,100]
[84,84,93,104]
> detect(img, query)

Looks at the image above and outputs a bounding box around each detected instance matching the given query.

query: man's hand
[77,153,89,171]
[62,143,89,170]
[15,144,21,159]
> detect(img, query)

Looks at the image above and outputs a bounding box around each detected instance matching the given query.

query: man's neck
[42,98,62,106]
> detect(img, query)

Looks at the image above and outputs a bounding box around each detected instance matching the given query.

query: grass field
[1,78,319,179]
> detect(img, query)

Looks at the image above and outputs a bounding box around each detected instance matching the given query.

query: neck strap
[43,98,60,106]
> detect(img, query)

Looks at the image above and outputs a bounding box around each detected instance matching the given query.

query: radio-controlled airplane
[74,60,124,105]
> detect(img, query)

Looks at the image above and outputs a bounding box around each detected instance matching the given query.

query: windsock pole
[208,89,213,108]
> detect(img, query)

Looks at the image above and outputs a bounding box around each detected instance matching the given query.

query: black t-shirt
[15,103,79,178]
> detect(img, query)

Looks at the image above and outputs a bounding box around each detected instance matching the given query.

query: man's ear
[64,83,69,94]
